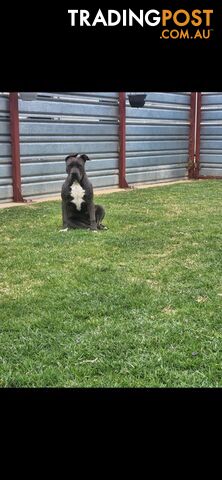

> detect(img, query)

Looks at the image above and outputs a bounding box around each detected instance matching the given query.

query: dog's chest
[70,182,85,211]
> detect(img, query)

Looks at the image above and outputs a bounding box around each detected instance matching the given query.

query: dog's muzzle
[69,168,81,183]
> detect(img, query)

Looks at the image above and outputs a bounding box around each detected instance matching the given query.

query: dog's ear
[65,153,78,163]
[80,154,90,162]
[65,154,78,173]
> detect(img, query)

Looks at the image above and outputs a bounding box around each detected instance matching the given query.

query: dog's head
[65,153,90,183]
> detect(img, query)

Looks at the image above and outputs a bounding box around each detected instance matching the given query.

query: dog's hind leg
[95,205,107,230]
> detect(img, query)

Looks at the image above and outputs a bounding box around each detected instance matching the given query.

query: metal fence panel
[0,92,193,203]
[200,92,222,177]
[19,92,119,199]
[0,93,12,202]
[126,92,191,185]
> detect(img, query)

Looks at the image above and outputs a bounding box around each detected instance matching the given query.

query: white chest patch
[70,181,85,211]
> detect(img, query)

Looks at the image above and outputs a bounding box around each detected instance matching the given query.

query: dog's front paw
[87,228,98,233]
[90,222,98,232]
[59,227,69,232]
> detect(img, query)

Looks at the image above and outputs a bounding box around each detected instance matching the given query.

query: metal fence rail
[125,92,191,185]
[0,93,12,202]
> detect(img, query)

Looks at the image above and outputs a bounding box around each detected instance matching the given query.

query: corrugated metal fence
[1,91,205,204]
[200,92,222,177]
[0,93,12,202]
[126,92,191,184]
[19,92,119,199]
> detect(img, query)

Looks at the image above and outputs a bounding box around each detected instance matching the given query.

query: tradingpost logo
[159,9,213,40]
[68,9,214,39]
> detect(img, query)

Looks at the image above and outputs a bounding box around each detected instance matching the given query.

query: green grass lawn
[0,180,222,387]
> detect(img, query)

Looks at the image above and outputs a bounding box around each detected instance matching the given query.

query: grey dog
[60,153,106,231]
